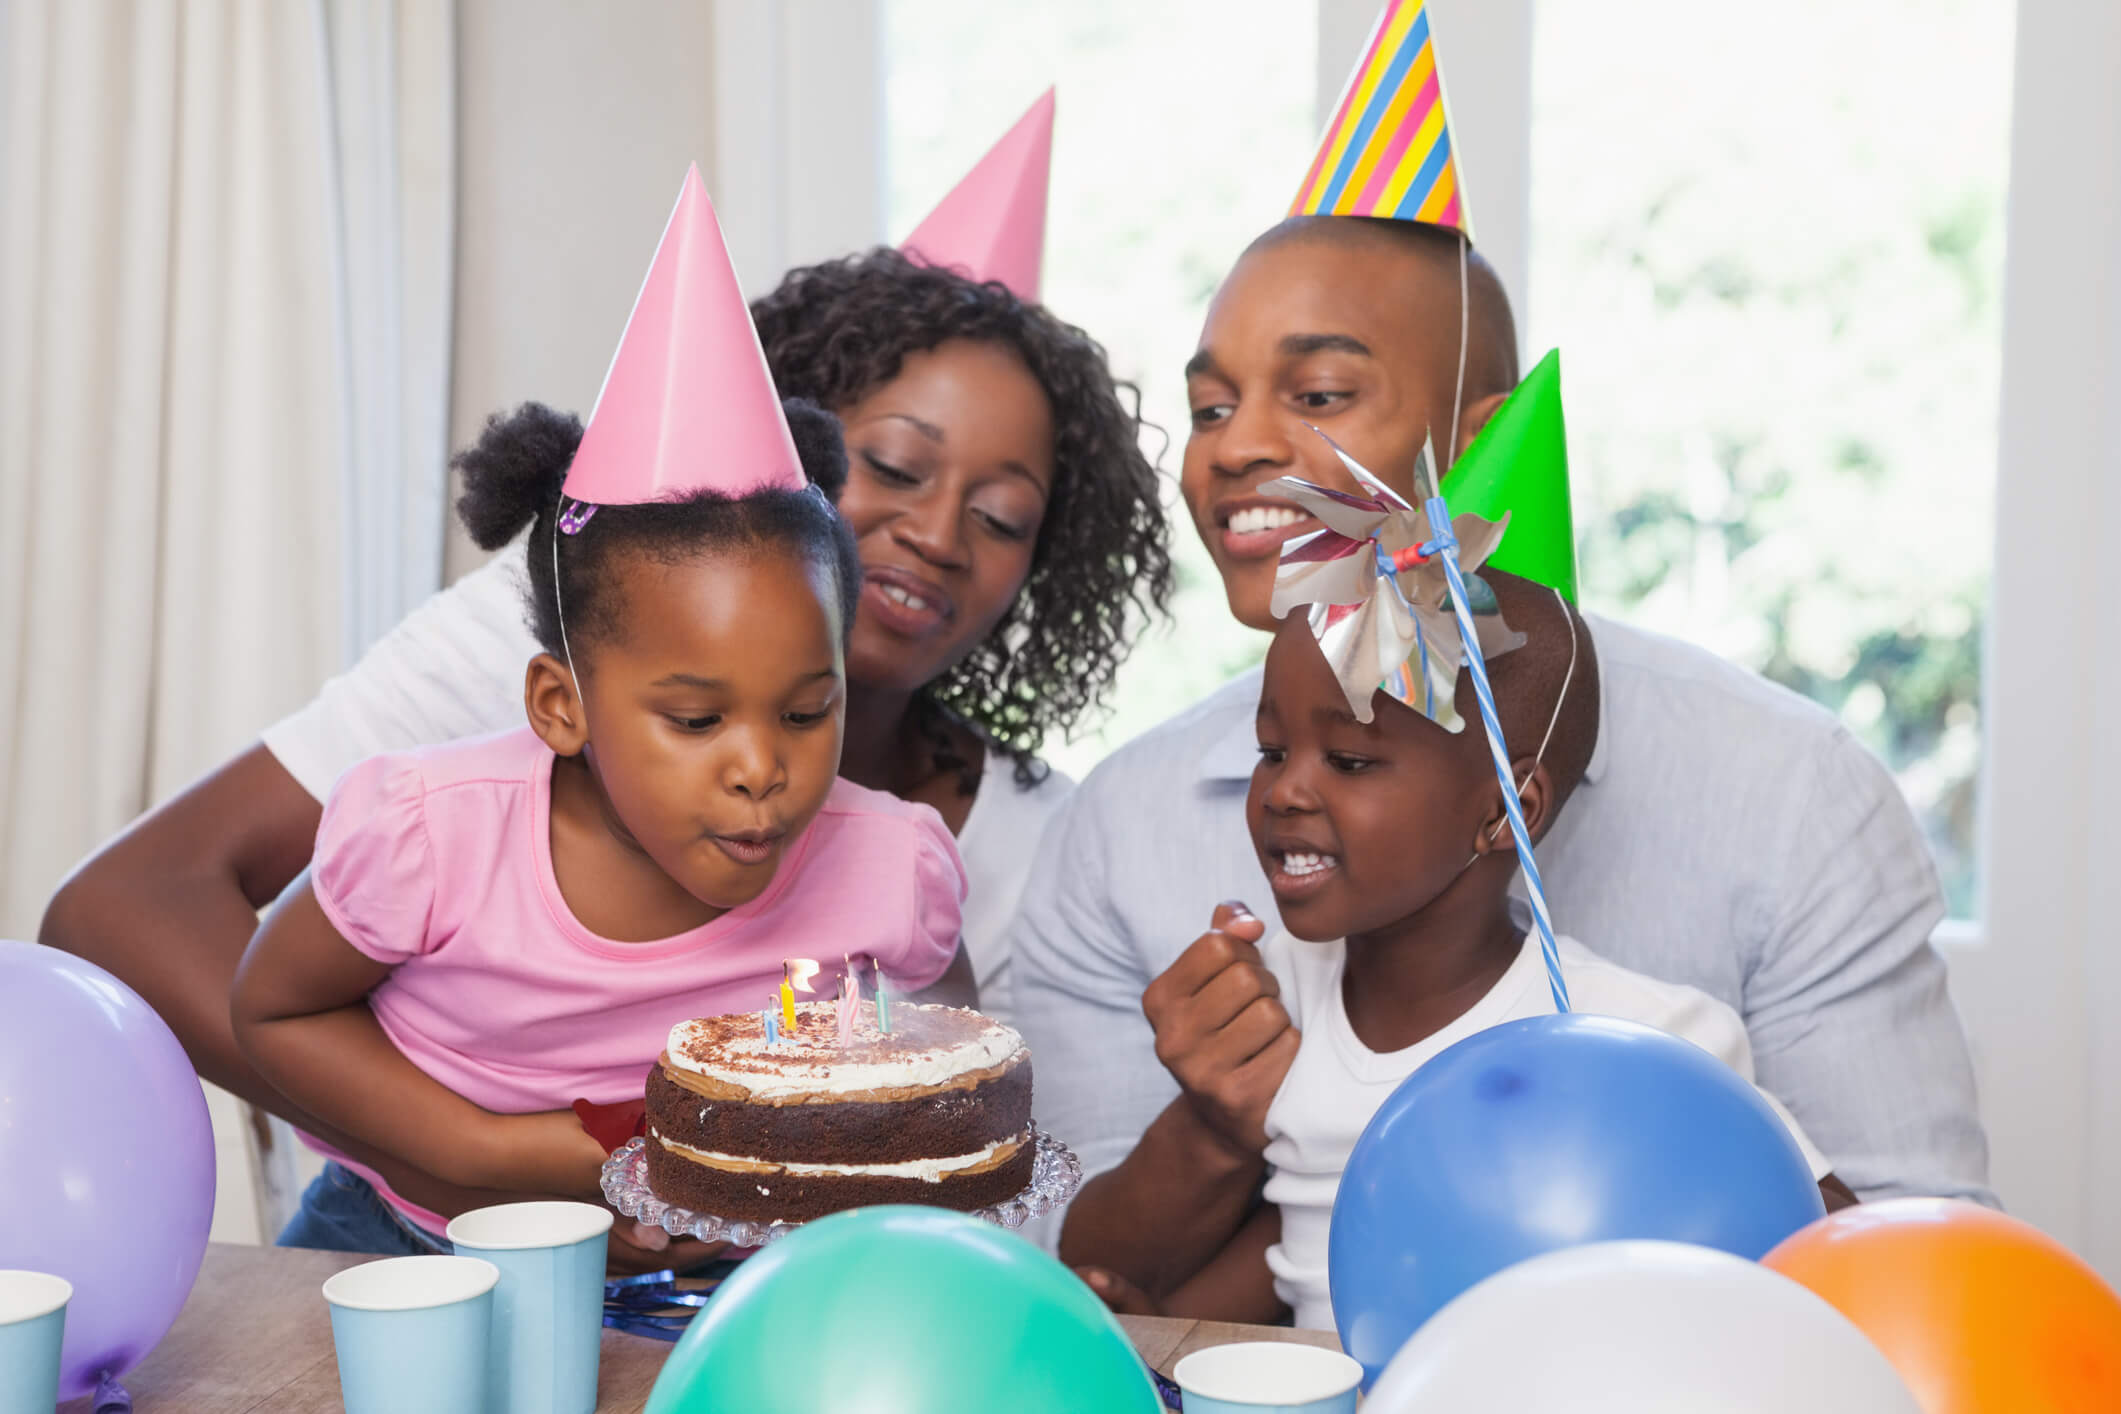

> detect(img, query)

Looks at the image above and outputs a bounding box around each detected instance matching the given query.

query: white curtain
[323,0,456,661]
[0,0,455,938]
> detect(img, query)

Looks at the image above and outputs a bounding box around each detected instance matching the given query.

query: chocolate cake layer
[645,1054,1031,1165]
[642,1001,1038,1224]
[644,1132,1037,1223]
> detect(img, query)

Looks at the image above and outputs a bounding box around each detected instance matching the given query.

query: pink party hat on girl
[561,164,803,510]
[901,88,1054,301]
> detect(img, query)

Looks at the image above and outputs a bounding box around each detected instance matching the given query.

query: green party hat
[1443,348,1577,603]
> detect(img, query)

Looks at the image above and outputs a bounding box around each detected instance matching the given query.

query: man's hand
[1141,902,1299,1155]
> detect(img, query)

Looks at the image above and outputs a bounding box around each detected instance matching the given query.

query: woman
[39,246,1172,1257]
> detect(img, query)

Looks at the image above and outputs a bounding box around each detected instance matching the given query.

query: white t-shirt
[260,546,1071,1021]
[1259,930,1831,1333]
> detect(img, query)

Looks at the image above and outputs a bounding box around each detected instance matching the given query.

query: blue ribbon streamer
[603,1269,725,1341]
[1422,496,1572,1014]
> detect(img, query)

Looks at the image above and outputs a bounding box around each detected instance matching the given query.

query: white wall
[444,0,720,579]
[443,0,882,582]
[709,0,882,299]
[1316,0,1531,349]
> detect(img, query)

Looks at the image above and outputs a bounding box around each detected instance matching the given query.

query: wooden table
[60,1243,1340,1412]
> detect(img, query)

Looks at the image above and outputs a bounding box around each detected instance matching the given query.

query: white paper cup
[323,1255,499,1414]
[0,1271,71,1414]
[1174,1341,1365,1414]
[447,1201,614,1414]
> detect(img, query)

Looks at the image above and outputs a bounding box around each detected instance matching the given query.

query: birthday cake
[643,1002,1035,1223]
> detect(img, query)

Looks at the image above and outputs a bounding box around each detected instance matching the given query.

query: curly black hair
[453,398,861,664]
[751,247,1175,784]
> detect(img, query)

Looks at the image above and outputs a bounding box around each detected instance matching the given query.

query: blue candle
[763,1009,780,1045]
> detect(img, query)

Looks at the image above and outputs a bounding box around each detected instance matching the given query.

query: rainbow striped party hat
[1289,0,1470,238]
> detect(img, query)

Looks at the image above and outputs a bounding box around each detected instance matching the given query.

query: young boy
[1081,567,1836,1326]
[1255,570,1833,1328]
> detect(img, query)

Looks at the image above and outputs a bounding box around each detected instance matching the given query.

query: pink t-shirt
[306,726,966,1231]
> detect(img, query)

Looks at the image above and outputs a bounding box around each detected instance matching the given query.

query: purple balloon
[0,940,215,1400]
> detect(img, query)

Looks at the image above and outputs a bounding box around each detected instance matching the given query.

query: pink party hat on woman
[561,164,803,511]
[901,88,1054,301]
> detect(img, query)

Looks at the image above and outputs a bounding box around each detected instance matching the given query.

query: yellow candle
[780,977,797,1033]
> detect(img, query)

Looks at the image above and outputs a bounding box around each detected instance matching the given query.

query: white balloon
[1366,1240,1921,1414]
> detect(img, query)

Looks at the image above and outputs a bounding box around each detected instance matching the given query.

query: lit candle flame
[784,959,821,993]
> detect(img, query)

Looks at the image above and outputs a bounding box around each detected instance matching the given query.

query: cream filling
[654,1129,1025,1184]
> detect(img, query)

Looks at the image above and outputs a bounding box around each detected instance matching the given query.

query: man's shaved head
[1246,216,1520,405]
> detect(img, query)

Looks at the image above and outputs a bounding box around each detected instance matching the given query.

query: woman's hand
[474,1108,612,1200]
[471,1114,736,1275]
[605,1220,730,1277]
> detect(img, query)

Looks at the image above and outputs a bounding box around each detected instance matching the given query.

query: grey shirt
[1010,613,1991,1215]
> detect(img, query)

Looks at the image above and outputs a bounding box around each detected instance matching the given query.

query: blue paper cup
[446,1201,613,1414]
[1173,1342,1364,1414]
[0,1271,70,1414]
[322,1254,498,1414]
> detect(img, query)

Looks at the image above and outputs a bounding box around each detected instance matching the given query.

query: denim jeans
[277,1161,450,1256]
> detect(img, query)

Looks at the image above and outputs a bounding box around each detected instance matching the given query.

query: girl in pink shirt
[230,394,968,1252]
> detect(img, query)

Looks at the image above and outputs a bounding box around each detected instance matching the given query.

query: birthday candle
[836,973,856,1047]
[780,959,820,1037]
[874,962,892,1034]
[763,1009,780,1046]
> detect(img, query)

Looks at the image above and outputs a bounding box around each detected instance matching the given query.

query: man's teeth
[879,583,932,613]
[1280,851,1337,878]
[1229,506,1309,535]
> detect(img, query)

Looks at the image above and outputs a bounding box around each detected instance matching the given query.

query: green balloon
[1443,348,1579,604]
[645,1207,1163,1414]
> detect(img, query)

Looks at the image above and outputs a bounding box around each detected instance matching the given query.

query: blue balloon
[1328,1014,1824,1388]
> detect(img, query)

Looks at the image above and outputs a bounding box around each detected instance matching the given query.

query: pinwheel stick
[1422,494,1572,1013]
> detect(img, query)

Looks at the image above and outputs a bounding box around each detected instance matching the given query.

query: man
[1017,2,1987,1292]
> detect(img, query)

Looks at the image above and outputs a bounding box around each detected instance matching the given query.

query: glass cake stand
[601,1124,1082,1248]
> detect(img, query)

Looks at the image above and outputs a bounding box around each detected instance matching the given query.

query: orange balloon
[1763,1198,2121,1413]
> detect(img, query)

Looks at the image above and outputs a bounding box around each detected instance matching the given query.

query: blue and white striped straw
[1422,495,1572,1014]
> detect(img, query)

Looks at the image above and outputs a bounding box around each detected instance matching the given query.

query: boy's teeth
[1280,851,1337,877]
[880,583,930,612]
[1230,506,1308,535]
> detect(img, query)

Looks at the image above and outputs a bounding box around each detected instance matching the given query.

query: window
[884,0,1318,778]
[1527,0,2015,915]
